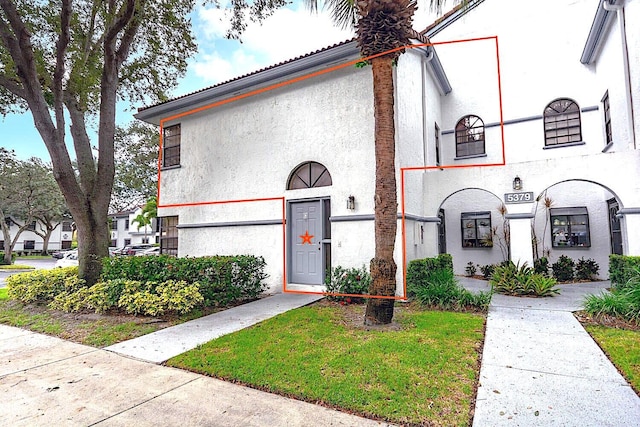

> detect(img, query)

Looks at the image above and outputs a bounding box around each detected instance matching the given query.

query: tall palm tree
[305,0,441,324]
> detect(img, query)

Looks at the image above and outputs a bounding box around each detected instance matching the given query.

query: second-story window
[455,115,485,157]
[602,91,612,146]
[543,98,581,146]
[163,124,181,168]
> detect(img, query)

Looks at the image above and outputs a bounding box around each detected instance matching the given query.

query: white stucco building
[2,217,74,253]
[108,208,158,249]
[136,0,639,294]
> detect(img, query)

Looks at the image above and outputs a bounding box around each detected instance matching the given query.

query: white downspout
[422,48,435,166]
[603,0,636,149]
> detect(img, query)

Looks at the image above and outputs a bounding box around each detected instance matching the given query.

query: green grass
[0,298,169,347]
[0,304,65,335]
[17,255,53,260]
[586,325,640,394]
[0,264,35,270]
[168,304,485,426]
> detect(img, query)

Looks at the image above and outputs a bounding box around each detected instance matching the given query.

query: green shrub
[575,257,600,281]
[157,280,204,314]
[118,288,165,316]
[7,267,79,303]
[85,279,128,313]
[49,287,92,313]
[609,255,640,288]
[406,254,454,297]
[464,262,477,277]
[551,255,575,282]
[410,268,491,310]
[479,264,495,280]
[524,274,560,297]
[491,261,559,297]
[116,279,204,316]
[584,265,640,322]
[533,257,550,276]
[102,255,267,306]
[324,265,370,302]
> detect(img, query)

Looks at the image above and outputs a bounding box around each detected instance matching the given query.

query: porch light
[347,195,355,210]
[513,176,522,190]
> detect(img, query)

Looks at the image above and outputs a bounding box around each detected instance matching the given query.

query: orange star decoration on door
[299,230,314,245]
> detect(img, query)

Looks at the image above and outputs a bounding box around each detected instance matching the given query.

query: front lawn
[585,325,640,395]
[168,302,485,426]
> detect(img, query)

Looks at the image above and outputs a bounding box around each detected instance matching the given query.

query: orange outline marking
[153,36,504,301]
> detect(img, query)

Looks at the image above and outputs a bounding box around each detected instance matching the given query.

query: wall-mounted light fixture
[347,195,355,210]
[513,176,522,190]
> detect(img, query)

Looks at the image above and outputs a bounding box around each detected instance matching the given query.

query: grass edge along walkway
[168,303,485,427]
[585,325,640,396]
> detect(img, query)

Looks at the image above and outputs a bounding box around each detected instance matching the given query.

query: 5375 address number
[504,192,534,204]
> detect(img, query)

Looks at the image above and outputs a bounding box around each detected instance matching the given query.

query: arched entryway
[531,179,623,279]
[437,188,508,275]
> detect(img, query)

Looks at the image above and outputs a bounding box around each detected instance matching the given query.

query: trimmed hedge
[609,255,640,288]
[6,255,268,315]
[102,255,268,305]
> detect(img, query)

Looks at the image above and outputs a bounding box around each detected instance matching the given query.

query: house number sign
[504,192,534,204]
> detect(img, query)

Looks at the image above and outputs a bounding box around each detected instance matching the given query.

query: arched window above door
[287,161,332,190]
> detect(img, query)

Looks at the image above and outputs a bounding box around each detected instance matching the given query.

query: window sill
[602,141,614,153]
[454,153,487,161]
[543,141,586,150]
[161,165,181,171]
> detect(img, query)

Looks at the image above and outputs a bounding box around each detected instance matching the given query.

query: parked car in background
[135,246,160,256]
[51,248,75,259]
[122,244,154,256]
[55,250,78,268]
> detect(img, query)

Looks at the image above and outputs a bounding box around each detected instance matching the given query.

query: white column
[506,212,534,267]
[619,209,640,255]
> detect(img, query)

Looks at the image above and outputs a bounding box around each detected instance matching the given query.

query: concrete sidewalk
[106,293,323,363]
[0,324,391,426]
[461,278,640,426]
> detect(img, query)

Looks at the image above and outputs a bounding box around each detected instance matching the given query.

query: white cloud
[190,3,353,85]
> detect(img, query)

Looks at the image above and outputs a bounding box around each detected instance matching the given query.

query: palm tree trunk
[365,55,398,325]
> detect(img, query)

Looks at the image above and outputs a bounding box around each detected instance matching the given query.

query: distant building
[2,217,74,253]
[108,208,158,248]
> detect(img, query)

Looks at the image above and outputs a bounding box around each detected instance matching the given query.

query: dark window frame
[461,211,493,248]
[550,207,591,248]
[287,161,332,190]
[162,124,181,168]
[434,122,441,166]
[23,240,35,250]
[160,216,178,256]
[62,221,73,232]
[543,98,582,146]
[602,91,612,146]
[455,115,485,157]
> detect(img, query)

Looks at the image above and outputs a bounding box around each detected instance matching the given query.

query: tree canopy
[112,121,159,212]
[0,0,288,284]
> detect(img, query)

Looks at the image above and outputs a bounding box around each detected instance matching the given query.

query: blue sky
[0,1,438,161]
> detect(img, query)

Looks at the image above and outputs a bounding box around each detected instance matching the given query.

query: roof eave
[580,0,619,65]
[135,41,361,125]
